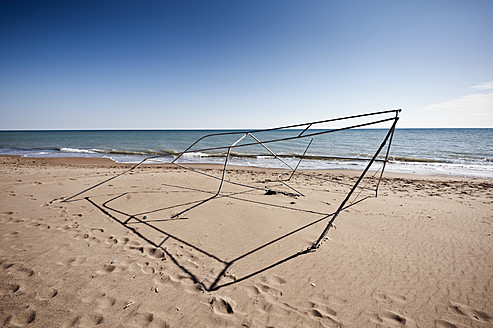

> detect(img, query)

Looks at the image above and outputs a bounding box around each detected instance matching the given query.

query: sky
[1,0,492,129]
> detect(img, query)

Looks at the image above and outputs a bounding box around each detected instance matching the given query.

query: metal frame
[63,109,400,250]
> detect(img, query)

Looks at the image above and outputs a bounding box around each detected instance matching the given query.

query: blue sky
[1,0,492,129]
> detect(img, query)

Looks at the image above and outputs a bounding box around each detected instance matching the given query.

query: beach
[0,155,492,327]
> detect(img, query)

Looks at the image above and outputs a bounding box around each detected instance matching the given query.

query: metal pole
[311,117,399,249]
[375,122,396,197]
[169,134,248,218]
[170,147,232,218]
[247,133,294,170]
[288,138,313,181]
[61,109,401,205]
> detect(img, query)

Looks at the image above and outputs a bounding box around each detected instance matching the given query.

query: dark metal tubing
[62,109,400,252]
[275,138,314,197]
[311,117,399,249]
[247,132,294,170]
[170,146,233,218]
[171,115,398,155]
[62,109,400,202]
[375,113,397,196]
[298,124,312,137]
[288,138,313,181]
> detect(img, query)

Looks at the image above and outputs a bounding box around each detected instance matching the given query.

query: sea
[0,129,492,178]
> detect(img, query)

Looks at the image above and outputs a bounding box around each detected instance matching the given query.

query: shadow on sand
[75,182,369,292]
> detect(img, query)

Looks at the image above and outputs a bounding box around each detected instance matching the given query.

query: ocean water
[0,129,492,178]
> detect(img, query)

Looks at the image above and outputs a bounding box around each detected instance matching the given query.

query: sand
[0,155,492,328]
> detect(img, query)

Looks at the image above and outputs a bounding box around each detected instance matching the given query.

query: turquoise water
[0,129,492,178]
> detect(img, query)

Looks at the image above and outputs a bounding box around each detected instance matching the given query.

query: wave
[1,145,490,167]
[60,147,98,154]
[57,147,179,157]
[55,147,452,164]
[388,156,443,163]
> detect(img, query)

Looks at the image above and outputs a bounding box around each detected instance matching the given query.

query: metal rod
[170,146,232,218]
[172,116,397,155]
[247,133,294,170]
[288,138,313,181]
[311,117,399,249]
[169,131,248,218]
[174,109,400,146]
[298,124,312,137]
[277,178,305,197]
[61,109,401,212]
[375,120,396,197]
[274,138,314,197]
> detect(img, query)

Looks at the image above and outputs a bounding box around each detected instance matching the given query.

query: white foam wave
[60,147,97,154]
[180,152,209,158]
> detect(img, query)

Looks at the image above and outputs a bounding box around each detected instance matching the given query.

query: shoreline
[2,154,490,182]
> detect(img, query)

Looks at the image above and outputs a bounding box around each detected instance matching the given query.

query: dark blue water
[0,129,492,178]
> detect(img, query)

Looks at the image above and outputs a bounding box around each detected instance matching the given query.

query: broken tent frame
[63,109,401,250]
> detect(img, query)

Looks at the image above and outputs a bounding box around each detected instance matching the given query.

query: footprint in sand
[2,231,20,239]
[126,261,155,275]
[1,211,16,216]
[209,296,235,315]
[448,302,492,322]
[96,264,118,275]
[0,211,16,223]
[260,274,287,285]
[258,283,283,297]
[95,294,117,309]
[37,288,58,300]
[153,274,180,287]
[153,272,195,287]
[127,243,145,254]
[369,310,407,326]
[57,224,73,232]
[435,319,461,328]
[105,236,119,246]
[124,310,170,328]
[307,301,338,317]
[0,262,35,278]
[307,307,342,327]
[0,282,20,295]
[143,246,166,259]
[0,261,14,270]
[73,313,104,326]
[74,231,101,243]
[138,262,156,274]
[246,275,287,298]
[57,256,88,267]
[372,290,407,304]
[6,309,37,326]
[126,311,154,326]
[27,221,51,230]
